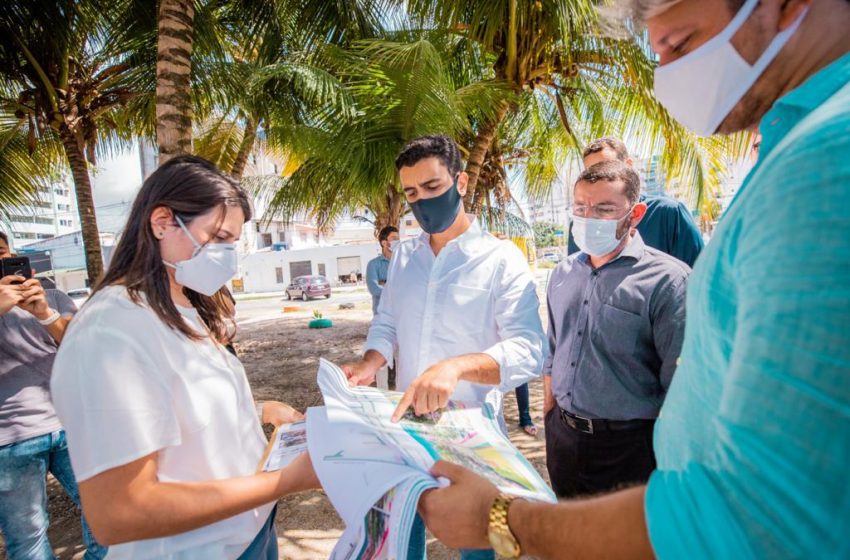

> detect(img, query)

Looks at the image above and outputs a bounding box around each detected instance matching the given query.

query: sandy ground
[6,297,550,559]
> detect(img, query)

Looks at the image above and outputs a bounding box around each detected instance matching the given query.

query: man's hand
[543,375,556,416]
[342,351,385,387]
[16,278,51,319]
[419,461,499,550]
[392,359,461,421]
[262,401,304,427]
[0,276,24,315]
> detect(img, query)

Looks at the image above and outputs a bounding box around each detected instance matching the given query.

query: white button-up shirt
[364,218,546,420]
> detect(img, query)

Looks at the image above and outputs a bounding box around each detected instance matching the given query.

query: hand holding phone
[0,256,32,284]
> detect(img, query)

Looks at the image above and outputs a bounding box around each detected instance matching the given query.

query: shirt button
[567,392,572,396]
[577,330,582,336]
[583,300,588,305]
[570,362,575,367]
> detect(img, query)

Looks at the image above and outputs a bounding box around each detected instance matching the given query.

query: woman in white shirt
[51,156,318,559]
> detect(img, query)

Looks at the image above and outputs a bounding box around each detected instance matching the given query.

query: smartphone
[1,256,32,284]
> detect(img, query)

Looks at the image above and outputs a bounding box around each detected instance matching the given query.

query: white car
[66,288,91,308]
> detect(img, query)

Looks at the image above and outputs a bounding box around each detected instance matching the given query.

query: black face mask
[409,176,462,234]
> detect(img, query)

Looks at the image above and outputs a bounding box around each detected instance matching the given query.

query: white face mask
[389,239,399,253]
[571,210,632,257]
[163,216,238,296]
[653,0,808,136]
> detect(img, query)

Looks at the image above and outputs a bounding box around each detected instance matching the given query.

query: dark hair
[378,226,398,244]
[395,135,463,176]
[94,155,252,344]
[582,137,630,162]
[575,161,641,205]
[0,230,7,244]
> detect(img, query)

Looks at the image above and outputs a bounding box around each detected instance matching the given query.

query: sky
[90,145,143,233]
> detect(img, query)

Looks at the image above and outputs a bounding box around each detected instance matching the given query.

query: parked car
[66,287,91,308]
[286,275,332,301]
[541,252,563,263]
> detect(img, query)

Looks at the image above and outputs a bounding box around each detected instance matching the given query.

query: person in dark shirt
[566,137,705,267]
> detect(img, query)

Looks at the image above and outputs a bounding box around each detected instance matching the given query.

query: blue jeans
[515,383,534,428]
[408,514,494,559]
[237,506,277,559]
[0,430,106,560]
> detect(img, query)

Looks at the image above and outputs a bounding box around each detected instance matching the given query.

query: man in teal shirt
[415,0,850,558]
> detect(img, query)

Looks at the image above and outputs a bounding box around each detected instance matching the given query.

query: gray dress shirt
[543,233,689,420]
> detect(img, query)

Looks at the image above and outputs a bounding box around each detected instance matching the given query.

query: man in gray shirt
[543,161,689,498]
[0,232,106,559]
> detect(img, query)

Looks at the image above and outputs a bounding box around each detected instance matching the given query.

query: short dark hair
[395,135,463,176]
[582,137,630,162]
[0,231,8,245]
[378,226,398,243]
[575,160,641,205]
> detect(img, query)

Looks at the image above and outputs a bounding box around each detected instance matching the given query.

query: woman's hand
[262,400,304,427]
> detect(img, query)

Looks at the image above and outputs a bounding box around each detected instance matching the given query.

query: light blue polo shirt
[645,51,850,558]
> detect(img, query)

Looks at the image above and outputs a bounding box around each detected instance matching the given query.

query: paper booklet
[258,421,307,473]
[307,358,556,559]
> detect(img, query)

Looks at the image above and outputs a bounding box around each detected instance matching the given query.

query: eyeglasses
[569,204,632,219]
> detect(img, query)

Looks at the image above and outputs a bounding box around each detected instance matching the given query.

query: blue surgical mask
[410,176,462,234]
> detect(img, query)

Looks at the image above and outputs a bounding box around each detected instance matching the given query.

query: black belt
[558,407,654,434]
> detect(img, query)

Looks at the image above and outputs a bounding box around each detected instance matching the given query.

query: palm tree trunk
[59,128,104,284]
[373,184,404,234]
[230,117,258,180]
[156,0,194,164]
[464,102,509,208]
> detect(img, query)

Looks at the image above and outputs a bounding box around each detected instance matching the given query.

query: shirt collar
[759,51,850,161]
[414,214,486,254]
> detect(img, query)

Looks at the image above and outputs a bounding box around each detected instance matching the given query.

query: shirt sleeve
[645,143,850,558]
[51,325,181,482]
[649,273,688,392]
[670,201,704,267]
[364,257,397,366]
[542,271,558,377]
[482,244,546,391]
[366,259,383,298]
[50,289,78,317]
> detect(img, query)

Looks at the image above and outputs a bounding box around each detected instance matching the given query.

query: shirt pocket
[591,303,644,357]
[441,283,491,337]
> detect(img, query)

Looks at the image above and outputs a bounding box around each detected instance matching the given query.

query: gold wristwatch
[488,493,521,558]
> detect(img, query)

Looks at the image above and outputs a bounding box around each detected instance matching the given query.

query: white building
[237,243,383,293]
[4,177,78,250]
[19,231,116,291]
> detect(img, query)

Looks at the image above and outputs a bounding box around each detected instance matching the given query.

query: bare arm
[509,487,654,560]
[79,451,319,545]
[420,461,654,560]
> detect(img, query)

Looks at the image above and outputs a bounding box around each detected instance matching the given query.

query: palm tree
[0,0,148,282]
[156,0,195,162]
[0,116,63,223]
[399,0,747,216]
[255,36,499,232]
[192,0,389,180]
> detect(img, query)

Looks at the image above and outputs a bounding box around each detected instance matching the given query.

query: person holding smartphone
[50,156,319,559]
[0,231,107,559]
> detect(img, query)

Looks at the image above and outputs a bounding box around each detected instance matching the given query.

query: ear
[778,0,811,31]
[625,157,635,167]
[630,202,648,228]
[150,206,174,239]
[456,171,469,198]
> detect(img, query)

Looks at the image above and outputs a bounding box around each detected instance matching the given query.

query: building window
[275,267,284,284]
[260,233,273,248]
[405,219,413,226]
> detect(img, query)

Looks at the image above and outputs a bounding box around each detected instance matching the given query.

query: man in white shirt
[342,134,546,560]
